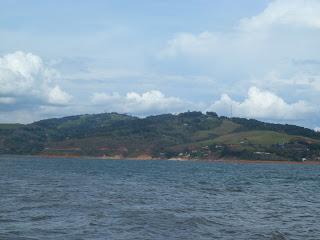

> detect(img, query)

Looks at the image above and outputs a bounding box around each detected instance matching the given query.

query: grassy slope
[212,120,240,135]
[213,130,294,145]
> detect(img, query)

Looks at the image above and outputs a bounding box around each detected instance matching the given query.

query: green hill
[1,111,320,161]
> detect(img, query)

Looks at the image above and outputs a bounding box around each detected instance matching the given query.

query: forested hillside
[1,112,320,161]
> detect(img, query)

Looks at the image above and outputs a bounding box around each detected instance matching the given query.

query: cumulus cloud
[207,87,314,120]
[0,51,71,106]
[92,90,188,115]
[240,0,320,31]
[48,85,72,105]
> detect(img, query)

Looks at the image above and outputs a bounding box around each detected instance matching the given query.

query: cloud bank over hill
[208,87,314,120]
[91,90,189,115]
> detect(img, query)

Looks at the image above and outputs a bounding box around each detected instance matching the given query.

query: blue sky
[1,0,320,129]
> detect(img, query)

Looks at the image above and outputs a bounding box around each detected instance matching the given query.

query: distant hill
[1,111,320,162]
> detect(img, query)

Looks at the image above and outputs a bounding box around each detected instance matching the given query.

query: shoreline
[1,154,320,165]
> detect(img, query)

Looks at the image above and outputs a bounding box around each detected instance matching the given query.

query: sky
[1,0,320,129]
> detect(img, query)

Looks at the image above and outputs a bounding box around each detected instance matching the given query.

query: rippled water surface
[1,156,320,240]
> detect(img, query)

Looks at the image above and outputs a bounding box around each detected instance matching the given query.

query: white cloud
[0,51,71,106]
[48,85,72,105]
[240,0,320,31]
[92,90,188,115]
[208,87,314,120]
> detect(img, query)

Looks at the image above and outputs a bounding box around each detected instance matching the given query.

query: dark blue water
[0,156,320,240]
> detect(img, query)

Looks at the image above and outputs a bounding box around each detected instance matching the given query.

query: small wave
[226,186,244,192]
[30,215,54,221]
[271,231,287,240]
[0,218,20,223]
[0,234,39,240]
[180,216,224,228]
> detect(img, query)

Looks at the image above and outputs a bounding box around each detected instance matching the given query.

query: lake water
[0,156,320,240]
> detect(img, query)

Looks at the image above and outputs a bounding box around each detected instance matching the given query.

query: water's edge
[1,154,320,165]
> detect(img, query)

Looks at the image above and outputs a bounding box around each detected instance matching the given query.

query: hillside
[1,111,320,161]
